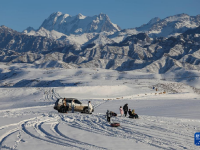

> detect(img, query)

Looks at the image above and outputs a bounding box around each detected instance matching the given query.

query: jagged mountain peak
[0,25,6,28]
[38,11,120,35]
[23,26,36,33]
[147,17,161,25]
[132,13,200,38]
[0,25,11,30]
[0,25,18,34]
[97,13,108,17]
[164,13,190,22]
[174,13,190,17]
[50,11,64,17]
[76,13,86,19]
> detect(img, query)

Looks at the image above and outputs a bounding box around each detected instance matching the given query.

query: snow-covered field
[0,63,200,150]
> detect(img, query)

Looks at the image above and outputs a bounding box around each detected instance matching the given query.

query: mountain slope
[0,25,68,53]
[2,24,200,73]
[138,13,200,37]
[111,13,200,42]
[1,12,200,73]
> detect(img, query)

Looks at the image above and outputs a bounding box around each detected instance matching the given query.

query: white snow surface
[0,63,200,150]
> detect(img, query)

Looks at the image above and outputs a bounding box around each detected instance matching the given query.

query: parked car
[54,98,94,113]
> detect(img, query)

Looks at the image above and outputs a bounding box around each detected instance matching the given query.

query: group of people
[120,103,139,119]
[106,103,139,123]
[61,98,138,122]
[61,98,73,113]
[61,98,93,114]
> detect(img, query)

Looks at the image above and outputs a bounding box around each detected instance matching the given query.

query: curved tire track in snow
[20,117,86,149]
[18,114,107,150]
[61,114,196,150]
[115,118,192,150]
[0,128,19,149]
[0,117,41,149]
[0,109,198,150]
[52,123,107,149]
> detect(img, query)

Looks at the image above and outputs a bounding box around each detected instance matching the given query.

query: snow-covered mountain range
[110,13,200,42]
[1,12,200,73]
[24,12,120,35]
[23,13,200,45]
[136,13,200,37]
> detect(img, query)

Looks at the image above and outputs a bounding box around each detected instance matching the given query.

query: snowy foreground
[0,64,200,150]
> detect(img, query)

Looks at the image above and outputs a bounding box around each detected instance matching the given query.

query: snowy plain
[0,63,200,150]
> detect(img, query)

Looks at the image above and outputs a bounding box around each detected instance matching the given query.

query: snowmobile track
[0,104,198,150]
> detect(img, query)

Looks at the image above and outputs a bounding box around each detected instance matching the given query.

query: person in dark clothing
[62,98,69,113]
[106,110,111,123]
[134,113,139,119]
[128,109,139,119]
[110,111,117,116]
[123,103,128,117]
[128,109,133,117]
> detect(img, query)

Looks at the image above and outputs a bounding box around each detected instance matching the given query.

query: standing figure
[106,110,111,123]
[88,101,93,114]
[63,98,69,113]
[119,106,124,117]
[71,99,75,113]
[123,103,128,117]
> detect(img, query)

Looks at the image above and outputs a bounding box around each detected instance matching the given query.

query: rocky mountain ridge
[23,13,200,46]
[1,25,200,73]
[24,12,120,35]
[1,12,200,73]
[110,13,200,43]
